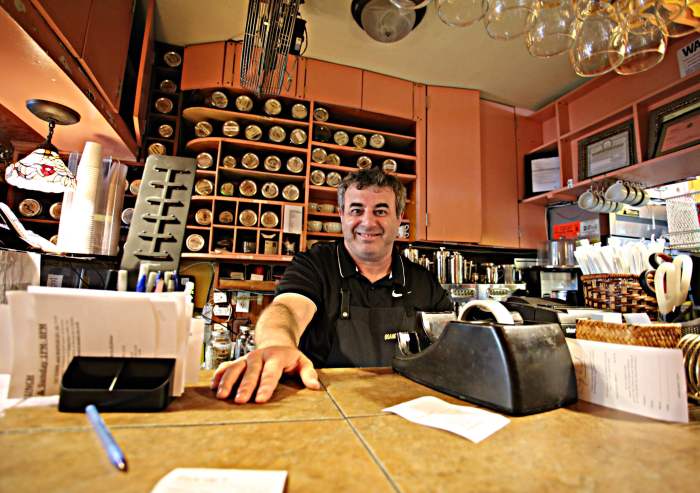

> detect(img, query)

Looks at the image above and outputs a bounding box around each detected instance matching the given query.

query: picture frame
[524,149,560,197]
[647,90,700,158]
[578,121,636,180]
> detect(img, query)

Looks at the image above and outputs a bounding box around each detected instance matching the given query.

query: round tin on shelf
[313,107,329,122]
[196,152,213,169]
[356,155,373,169]
[291,103,308,120]
[235,95,254,112]
[369,133,385,149]
[158,124,174,138]
[194,208,212,226]
[194,121,213,138]
[220,182,235,197]
[163,51,182,67]
[121,207,134,225]
[221,155,237,169]
[261,211,279,228]
[129,179,142,195]
[352,134,367,149]
[218,210,234,224]
[185,233,206,252]
[286,156,304,174]
[333,130,349,146]
[282,184,300,201]
[17,198,40,218]
[239,179,258,197]
[314,125,332,143]
[264,155,282,172]
[326,171,342,188]
[311,147,327,164]
[238,209,258,227]
[154,97,173,114]
[241,152,260,169]
[244,124,263,141]
[194,178,214,196]
[290,128,307,145]
[268,125,286,143]
[264,98,282,116]
[49,234,59,245]
[209,91,228,109]
[222,120,240,137]
[261,182,279,199]
[325,153,341,165]
[159,79,177,93]
[148,142,167,155]
[310,169,326,186]
[48,202,62,220]
[382,159,398,173]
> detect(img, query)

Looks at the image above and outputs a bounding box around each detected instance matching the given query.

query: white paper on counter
[150,468,287,493]
[383,396,510,443]
[566,339,688,423]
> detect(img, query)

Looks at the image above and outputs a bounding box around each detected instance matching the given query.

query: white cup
[577,190,599,210]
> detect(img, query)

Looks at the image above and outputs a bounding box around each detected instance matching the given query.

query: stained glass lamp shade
[5,99,80,193]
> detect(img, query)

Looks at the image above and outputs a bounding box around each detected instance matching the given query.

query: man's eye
[350,208,362,215]
[375,209,388,216]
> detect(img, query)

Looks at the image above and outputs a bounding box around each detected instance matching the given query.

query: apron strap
[340,276,351,320]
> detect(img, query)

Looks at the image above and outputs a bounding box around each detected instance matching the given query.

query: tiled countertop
[1,368,698,492]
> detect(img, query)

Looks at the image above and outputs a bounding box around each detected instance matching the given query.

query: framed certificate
[578,121,636,180]
[524,149,560,196]
[647,90,700,159]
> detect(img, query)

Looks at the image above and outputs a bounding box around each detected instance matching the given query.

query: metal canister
[310,169,326,186]
[49,234,59,245]
[194,208,212,226]
[129,179,142,195]
[148,142,167,155]
[382,159,397,173]
[218,210,234,224]
[291,103,308,120]
[356,155,372,169]
[261,211,279,228]
[158,124,174,138]
[286,156,304,174]
[238,209,258,226]
[235,95,254,112]
[326,171,342,188]
[290,128,307,145]
[48,201,62,220]
[268,125,286,143]
[241,152,260,169]
[311,147,327,163]
[154,97,173,114]
[369,133,385,149]
[222,155,236,169]
[333,130,349,146]
[314,125,332,143]
[194,121,213,138]
[121,207,134,225]
[352,134,367,149]
[326,153,341,165]
[208,90,228,109]
[261,182,279,199]
[313,107,329,121]
[194,178,214,196]
[282,184,300,201]
[185,233,206,252]
[244,124,262,141]
[196,152,213,169]
[159,79,177,93]
[263,98,282,116]
[163,51,182,67]
[239,179,257,197]
[222,120,240,137]
[220,182,235,197]
[264,155,282,172]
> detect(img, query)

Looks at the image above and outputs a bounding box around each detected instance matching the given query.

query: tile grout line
[322,385,404,493]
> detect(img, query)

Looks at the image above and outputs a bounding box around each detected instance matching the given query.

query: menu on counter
[566,339,688,423]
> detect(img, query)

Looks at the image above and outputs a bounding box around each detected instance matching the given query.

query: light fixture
[5,99,80,193]
[352,0,428,43]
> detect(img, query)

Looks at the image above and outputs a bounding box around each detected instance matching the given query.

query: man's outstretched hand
[210,346,321,404]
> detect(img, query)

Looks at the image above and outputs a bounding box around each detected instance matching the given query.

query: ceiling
[153,0,588,111]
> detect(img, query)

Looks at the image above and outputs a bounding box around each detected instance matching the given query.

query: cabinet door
[81,0,134,109]
[304,59,362,108]
[518,203,547,249]
[362,71,413,119]
[480,101,519,247]
[181,42,226,90]
[132,0,154,147]
[33,0,92,57]
[426,86,481,243]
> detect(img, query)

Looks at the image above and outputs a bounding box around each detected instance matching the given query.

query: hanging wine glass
[614,11,667,74]
[483,0,535,39]
[390,0,433,8]
[569,1,626,76]
[656,0,700,37]
[525,0,577,57]
[436,0,489,26]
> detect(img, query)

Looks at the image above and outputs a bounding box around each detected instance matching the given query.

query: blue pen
[85,404,128,472]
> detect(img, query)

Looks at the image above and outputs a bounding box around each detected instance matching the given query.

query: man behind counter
[212,168,452,403]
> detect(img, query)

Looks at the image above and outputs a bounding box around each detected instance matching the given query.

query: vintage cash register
[393,300,578,415]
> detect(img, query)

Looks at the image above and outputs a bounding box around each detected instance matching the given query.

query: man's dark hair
[337,168,406,217]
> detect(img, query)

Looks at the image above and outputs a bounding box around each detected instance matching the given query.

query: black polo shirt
[277,240,453,367]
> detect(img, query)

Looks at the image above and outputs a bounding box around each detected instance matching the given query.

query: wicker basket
[576,319,681,347]
[580,274,658,319]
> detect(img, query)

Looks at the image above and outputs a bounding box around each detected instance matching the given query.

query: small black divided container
[59,356,175,412]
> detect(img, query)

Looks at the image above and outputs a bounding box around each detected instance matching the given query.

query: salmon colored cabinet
[480,101,519,248]
[132,0,155,147]
[304,59,362,108]
[426,86,481,243]
[362,71,414,119]
[32,0,91,58]
[181,42,227,90]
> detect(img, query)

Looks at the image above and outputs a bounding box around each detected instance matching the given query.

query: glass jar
[205,328,232,370]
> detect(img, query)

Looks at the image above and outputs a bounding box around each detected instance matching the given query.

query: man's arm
[210,293,320,404]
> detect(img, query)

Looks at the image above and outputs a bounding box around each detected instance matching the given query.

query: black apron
[326,276,416,367]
